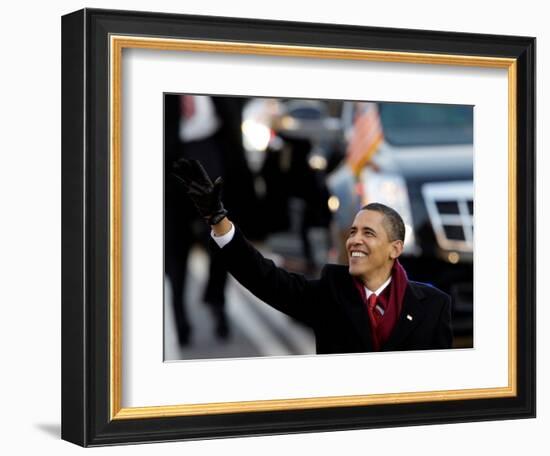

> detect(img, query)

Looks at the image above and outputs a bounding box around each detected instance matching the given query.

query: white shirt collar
[365,275,392,299]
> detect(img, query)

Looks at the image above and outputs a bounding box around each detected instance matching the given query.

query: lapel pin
[406,314,413,321]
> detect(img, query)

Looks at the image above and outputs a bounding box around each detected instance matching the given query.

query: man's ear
[389,240,404,260]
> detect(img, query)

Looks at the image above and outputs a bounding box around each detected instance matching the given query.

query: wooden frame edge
[108,35,519,421]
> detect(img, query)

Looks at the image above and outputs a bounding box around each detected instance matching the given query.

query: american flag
[346,102,384,176]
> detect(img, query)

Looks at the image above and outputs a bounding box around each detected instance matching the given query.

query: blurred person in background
[172,158,453,354]
[257,100,333,274]
[164,95,259,345]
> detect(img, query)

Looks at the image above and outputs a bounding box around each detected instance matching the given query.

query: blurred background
[163,94,474,361]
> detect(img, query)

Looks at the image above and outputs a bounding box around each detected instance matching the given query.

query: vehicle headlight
[359,168,419,255]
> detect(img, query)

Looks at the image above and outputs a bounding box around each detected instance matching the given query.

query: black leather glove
[171,158,228,225]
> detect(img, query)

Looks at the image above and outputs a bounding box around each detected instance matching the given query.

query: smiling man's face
[346,209,403,286]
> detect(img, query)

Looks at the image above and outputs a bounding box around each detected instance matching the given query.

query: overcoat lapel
[382,282,428,351]
[337,272,374,352]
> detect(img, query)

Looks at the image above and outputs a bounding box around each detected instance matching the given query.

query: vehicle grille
[421,181,473,253]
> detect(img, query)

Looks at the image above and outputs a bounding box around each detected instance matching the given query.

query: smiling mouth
[350,251,368,258]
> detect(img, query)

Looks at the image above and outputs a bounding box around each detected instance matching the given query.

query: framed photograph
[61,8,535,447]
[161,94,474,363]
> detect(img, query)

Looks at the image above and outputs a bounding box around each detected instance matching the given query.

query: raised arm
[171,158,319,325]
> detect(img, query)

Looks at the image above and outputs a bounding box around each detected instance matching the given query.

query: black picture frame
[61,8,535,447]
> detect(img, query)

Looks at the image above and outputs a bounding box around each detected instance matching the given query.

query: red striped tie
[367,294,379,328]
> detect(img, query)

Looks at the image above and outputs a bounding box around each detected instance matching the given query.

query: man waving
[172,158,452,354]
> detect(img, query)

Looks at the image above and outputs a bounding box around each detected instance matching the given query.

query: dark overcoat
[211,227,453,354]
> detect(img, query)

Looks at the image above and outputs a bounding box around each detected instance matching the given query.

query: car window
[379,103,474,147]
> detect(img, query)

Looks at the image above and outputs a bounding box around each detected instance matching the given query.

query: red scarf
[353,259,408,351]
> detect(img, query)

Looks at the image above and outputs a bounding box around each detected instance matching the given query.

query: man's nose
[350,236,362,245]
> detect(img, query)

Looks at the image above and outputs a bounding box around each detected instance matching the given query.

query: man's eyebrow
[349,225,377,234]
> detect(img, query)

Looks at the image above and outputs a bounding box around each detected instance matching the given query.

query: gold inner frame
[109,35,517,420]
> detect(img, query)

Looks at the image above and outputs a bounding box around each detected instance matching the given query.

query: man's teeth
[351,252,367,257]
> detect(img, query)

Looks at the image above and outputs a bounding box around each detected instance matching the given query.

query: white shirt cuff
[210,223,235,248]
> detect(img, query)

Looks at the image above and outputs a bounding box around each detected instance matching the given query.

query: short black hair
[360,203,405,242]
